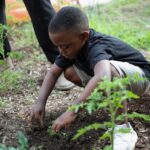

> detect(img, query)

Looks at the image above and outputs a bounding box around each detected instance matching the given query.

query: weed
[47,125,58,137]
[0,69,24,94]
[10,23,38,49]
[9,51,26,61]
[0,97,7,108]
[0,131,29,150]
[0,24,8,58]
[36,145,44,150]
[35,54,47,62]
[17,131,29,150]
[47,125,67,138]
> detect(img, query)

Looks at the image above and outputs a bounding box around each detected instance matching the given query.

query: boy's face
[49,30,89,59]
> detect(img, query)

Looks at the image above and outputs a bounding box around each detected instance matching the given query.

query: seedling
[0,24,5,59]
[36,145,44,150]
[0,131,29,150]
[47,125,59,137]
[70,76,150,149]
[47,125,68,138]
[0,97,7,108]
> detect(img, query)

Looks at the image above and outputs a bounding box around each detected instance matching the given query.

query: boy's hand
[25,102,45,128]
[52,111,77,132]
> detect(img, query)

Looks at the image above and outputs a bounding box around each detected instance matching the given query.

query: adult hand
[24,102,45,128]
[52,111,77,132]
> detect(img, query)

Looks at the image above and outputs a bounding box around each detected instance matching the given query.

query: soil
[0,47,150,150]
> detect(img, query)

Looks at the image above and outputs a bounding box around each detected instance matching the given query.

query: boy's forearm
[72,60,111,106]
[72,75,103,106]
[36,64,63,105]
[37,70,57,105]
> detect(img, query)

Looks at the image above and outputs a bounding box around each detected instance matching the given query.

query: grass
[0,68,36,95]
[9,23,38,50]
[0,69,24,94]
[84,0,150,51]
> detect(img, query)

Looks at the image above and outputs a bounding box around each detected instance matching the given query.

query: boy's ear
[81,31,89,41]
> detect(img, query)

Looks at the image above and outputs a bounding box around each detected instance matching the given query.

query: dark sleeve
[54,54,73,69]
[87,44,112,69]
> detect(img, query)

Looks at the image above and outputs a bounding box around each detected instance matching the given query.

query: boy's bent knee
[64,66,82,86]
[64,67,73,81]
[110,64,121,79]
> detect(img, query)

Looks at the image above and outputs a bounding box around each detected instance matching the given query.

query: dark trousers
[23,0,59,63]
[0,0,11,59]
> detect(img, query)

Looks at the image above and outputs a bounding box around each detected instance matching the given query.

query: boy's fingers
[52,122,59,132]
[55,124,61,132]
[52,122,56,131]
[52,122,64,132]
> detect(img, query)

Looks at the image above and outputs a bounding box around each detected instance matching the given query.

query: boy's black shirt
[55,29,150,79]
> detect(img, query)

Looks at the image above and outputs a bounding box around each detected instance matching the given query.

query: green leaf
[116,128,131,134]
[17,131,28,150]
[86,102,95,114]
[0,144,7,150]
[8,148,17,150]
[116,112,150,122]
[103,145,112,150]
[98,101,109,109]
[68,103,85,113]
[100,131,111,140]
[72,123,102,140]
[128,112,150,121]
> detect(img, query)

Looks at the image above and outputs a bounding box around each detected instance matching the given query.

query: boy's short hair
[49,6,89,33]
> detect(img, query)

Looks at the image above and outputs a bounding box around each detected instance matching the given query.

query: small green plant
[0,69,24,94]
[0,131,29,150]
[47,125,58,137]
[47,125,67,138]
[9,51,26,61]
[36,145,44,150]
[0,97,7,108]
[70,76,150,149]
[0,24,7,58]
[10,23,38,49]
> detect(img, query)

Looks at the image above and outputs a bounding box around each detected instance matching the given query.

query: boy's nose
[59,48,67,56]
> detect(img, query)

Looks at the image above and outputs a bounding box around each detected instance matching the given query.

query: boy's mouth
[63,54,71,59]
[63,54,75,59]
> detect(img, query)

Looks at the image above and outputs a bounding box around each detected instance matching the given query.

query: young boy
[25,6,150,149]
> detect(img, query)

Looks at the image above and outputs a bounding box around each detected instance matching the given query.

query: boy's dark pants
[23,0,59,63]
[0,0,11,59]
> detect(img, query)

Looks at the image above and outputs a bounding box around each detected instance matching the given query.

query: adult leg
[23,0,75,90]
[0,0,14,69]
[23,0,59,63]
[0,0,11,59]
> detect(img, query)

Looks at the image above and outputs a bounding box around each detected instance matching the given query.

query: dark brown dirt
[0,83,150,150]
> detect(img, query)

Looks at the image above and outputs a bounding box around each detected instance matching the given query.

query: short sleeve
[54,54,73,69]
[87,44,112,68]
